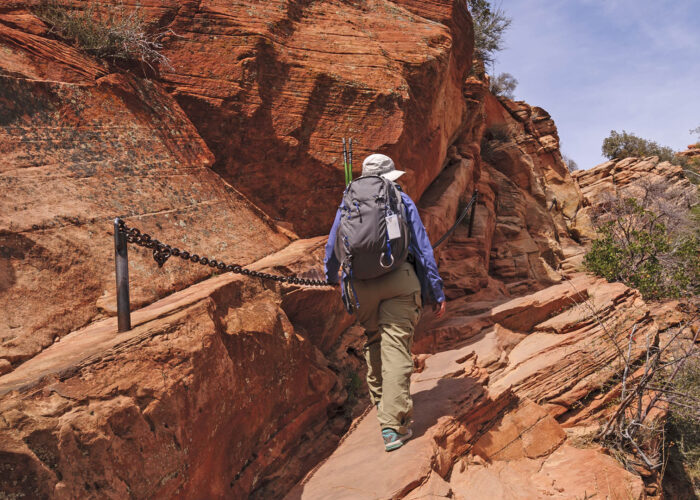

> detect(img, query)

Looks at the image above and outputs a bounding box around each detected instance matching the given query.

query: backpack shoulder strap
[386,180,405,216]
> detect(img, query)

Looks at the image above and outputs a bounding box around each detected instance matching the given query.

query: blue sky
[494,0,700,169]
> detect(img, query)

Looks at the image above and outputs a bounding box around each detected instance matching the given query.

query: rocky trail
[289,273,652,500]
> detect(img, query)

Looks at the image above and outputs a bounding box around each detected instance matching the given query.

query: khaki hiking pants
[353,261,422,434]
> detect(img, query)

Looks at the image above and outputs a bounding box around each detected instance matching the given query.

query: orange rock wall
[417,77,583,302]
[156,0,474,236]
[1,0,586,371]
[0,243,357,499]
[0,16,290,366]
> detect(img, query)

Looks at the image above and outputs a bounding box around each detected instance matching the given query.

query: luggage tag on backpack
[386,213,401,240]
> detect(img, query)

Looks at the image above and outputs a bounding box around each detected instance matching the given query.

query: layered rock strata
[418,78,583,300]
[154,0,475,237]
[2,263,657,499]
[571,156,698,242]
[676,143,700,165]
[0,239,359,499]
[0,13,293,368]
[288,274,653,499]
[0,0,586,368]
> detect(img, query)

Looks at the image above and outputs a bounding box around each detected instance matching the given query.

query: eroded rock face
[287,273,656,499]
[571,156,698,241]
[0,17,289,367]
[418,77,583,300]
[0,1,669,498]
[0,239,360,499]
[2,262,659,499]
[0,0,584,365]
[151,0,474,237]
[450,443,645,500]
[452,398,643,500]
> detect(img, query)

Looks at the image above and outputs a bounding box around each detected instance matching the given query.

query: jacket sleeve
[324,207,342,284]
[402,193,445,303]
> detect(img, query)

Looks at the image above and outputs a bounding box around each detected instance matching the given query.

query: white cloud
[495,0,700,168]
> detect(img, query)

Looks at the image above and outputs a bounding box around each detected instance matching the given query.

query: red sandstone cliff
[0,34,290,368]
[154,0,474,237]
[0,1,689,498]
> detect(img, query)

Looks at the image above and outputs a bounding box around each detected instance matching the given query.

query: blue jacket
[324,190,445,306]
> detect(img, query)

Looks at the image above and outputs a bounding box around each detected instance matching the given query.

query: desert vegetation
[489,72,518,99]
[35,0,174,69]
[468,0,520,101]
[666,352,700,494]
[563,154,579,172]
[584,198,699,300]
[582,173,699,492]
[691,126,700,146]
[601,130,690,168]
[479,123,511,164]
[580,293,699,493]
[467,0,511,68]
[568,284,700,494]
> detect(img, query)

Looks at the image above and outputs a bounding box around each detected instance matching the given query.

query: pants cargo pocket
[411,291,422,327]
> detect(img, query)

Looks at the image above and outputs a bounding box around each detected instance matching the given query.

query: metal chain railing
[431,190,478,249]
[113,189,479,332]
[116,218,332,287]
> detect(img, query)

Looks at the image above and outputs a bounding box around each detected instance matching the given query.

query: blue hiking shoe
[382,428,413,452]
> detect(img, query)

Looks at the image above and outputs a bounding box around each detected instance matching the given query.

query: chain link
[116,219,333,287]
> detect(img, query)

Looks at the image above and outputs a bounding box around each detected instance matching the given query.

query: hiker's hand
[326,269,340,285]
[433,301,446,319]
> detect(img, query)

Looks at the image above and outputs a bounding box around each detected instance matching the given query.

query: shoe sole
[384,429,413,452]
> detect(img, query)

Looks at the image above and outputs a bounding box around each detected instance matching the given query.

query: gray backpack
[335,175,410,280]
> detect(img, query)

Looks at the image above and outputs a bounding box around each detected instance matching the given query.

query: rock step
[1,253,653,498]
[0,236,357,499]
[286,345,515,500]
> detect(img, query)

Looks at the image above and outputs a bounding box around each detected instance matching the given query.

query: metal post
[468,190,478,238]
[114,218,131,332]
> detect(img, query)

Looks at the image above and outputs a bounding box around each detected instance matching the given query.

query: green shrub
[665,352,700,493]
[584,197,700,299]
[490,72,517,99]
[36,0,173,69]
[684,160,700,185]
[601,130,687,167]
[467,0,511,68]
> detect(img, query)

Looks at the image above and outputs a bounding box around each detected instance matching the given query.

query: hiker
[324,153,446,452]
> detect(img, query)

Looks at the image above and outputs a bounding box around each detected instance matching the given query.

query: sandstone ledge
[0,238,357,499]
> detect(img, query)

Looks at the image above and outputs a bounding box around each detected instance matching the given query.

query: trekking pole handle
[348,138,353,182]
[342,138,349,186]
